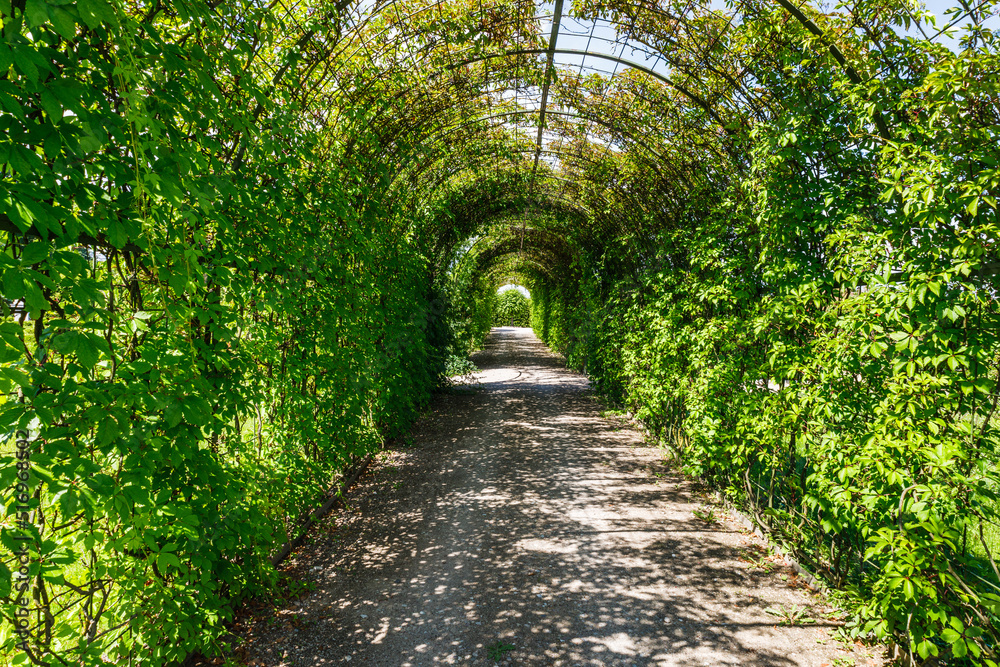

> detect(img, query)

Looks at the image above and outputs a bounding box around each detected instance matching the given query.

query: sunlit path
[235,328,882,667]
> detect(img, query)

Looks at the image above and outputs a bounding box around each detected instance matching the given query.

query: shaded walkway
[238,328,881,666]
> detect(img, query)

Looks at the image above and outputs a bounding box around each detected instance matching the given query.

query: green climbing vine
[0,1,450,663]
[526,16,1000,664]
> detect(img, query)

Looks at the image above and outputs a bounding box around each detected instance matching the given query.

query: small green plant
[445,354,479,377]
[739,547,773,572]
[486,640,515,661]
[692,506,717,524]
[764,604,816,626]
[280,577,317,601]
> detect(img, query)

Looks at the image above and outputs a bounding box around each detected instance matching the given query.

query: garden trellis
[0,0,998,664]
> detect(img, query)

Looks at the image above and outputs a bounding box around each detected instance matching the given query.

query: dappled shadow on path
[235,327,880,667]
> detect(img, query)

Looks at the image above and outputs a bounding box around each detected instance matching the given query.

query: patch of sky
[498,284,531,297]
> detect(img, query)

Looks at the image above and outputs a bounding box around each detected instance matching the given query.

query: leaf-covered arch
[1,0,998,663]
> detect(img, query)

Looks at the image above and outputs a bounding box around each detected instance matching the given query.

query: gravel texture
[228,327,885,667]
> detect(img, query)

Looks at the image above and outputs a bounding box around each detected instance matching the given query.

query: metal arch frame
[443,169,659,250]
[473,234,574,267]
[429,184,596,261]
[394,143,691,218]
[360,121,725,247]
[457,237,562,280]
[343,88,708,188]
[282,0,908,255]
[394,96,723,202]
[481,255,560,283]
[369,103,706,217]
[248,0,904,159]
[442,48,735,135]
[377,108,701,195]
[320,18,741,142]
[595,4,772,121]
[446,207,585,262]
[399,148,621,219]
[322,0,855,122]
[326,45,743,180]
[325,0,546,87]
[479,212,589,237]
[479,251,570,278]
[447,228,579,279]
[326,52,542,143]
[324,57,748,181]
[473,231,575,265]
[424,173,594,228]
[476,250,570,279]
[407,153,690,247]
[488,270,542,291]
[441,181,599,235]
[324,54,731,154]
[402,153,650,232]
[394,105,703,177]
[531,0,565,190]
[328,39,739,154]
[321,11,547,130]
[359,125,698,252]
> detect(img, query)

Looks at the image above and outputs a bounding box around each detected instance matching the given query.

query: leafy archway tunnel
[1,0,998,663]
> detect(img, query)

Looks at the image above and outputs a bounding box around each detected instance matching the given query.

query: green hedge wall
[493,289,531,327]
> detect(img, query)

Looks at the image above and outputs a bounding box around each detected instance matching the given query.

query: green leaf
[0,44,12,73]
[5,199,33,233]
[23,0,49,27]
[157,552,182,570]
[2,268,25,299]
[107,218,128,249]
[75,333,100,368]
[168,270,188,296]
[0,322,23,349]
[164,401,183,428]
[76,0,115,28]
[0,366,31,389]
[20,241,48,265]
[0,559,11,598]
[43,131,62,158]
[50,6,77,39]
[23,277,47,314]
[97,415,119,445]
[12,48,39,84]
[39,89,62,124]
[941,628,961,643]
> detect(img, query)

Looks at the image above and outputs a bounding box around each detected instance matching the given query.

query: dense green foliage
[493,289,531,327]
[0,1,454,662]
[526,35,1000,667]
[1,0,998,664]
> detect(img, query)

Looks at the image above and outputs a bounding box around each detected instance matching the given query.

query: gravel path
[234,327,883,667]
